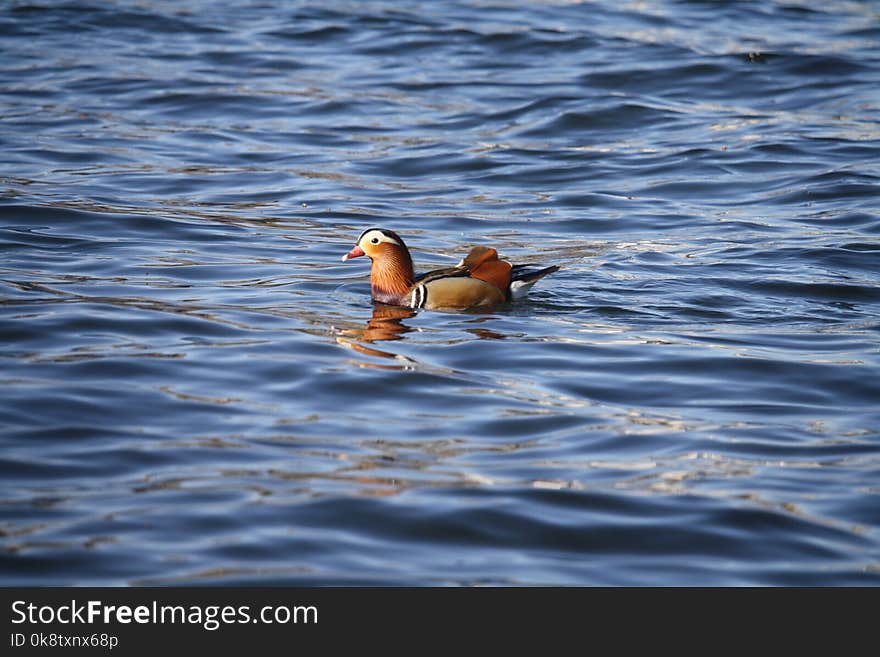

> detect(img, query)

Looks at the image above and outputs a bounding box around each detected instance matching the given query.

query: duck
[341,228,559,310]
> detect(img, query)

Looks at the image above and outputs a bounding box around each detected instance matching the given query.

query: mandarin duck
[342,228,559,310]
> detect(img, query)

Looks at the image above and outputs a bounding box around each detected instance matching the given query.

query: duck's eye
[370,237,380,244]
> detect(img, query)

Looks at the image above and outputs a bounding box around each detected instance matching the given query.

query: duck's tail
[509,264,560,300]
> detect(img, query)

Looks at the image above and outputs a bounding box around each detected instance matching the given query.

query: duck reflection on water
[336,304,418,364]
[336,303,510,367]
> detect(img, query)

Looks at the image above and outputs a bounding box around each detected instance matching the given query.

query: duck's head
[342,228,415,303]
[342,228,410,262]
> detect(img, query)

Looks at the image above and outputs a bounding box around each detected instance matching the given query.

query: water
[1,0,878,586]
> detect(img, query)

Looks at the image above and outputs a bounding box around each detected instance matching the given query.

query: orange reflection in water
[336,304,417,363]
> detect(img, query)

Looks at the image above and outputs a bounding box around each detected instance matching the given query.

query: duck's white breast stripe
[410,283,428,309]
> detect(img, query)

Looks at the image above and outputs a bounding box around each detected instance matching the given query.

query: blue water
[1,0,879,585]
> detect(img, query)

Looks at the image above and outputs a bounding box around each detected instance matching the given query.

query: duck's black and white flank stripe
[410,282,429,309]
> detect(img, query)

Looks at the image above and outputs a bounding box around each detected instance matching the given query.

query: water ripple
[1,0,878,585]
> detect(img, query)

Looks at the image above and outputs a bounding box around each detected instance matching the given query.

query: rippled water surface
[2,0,879,585]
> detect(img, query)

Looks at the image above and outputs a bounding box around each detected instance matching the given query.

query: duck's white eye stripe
[361,230,400,247]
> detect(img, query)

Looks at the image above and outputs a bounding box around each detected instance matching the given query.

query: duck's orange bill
[342,245,365,262]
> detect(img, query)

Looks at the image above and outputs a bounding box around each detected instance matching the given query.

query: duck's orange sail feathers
[460,246,512,292]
